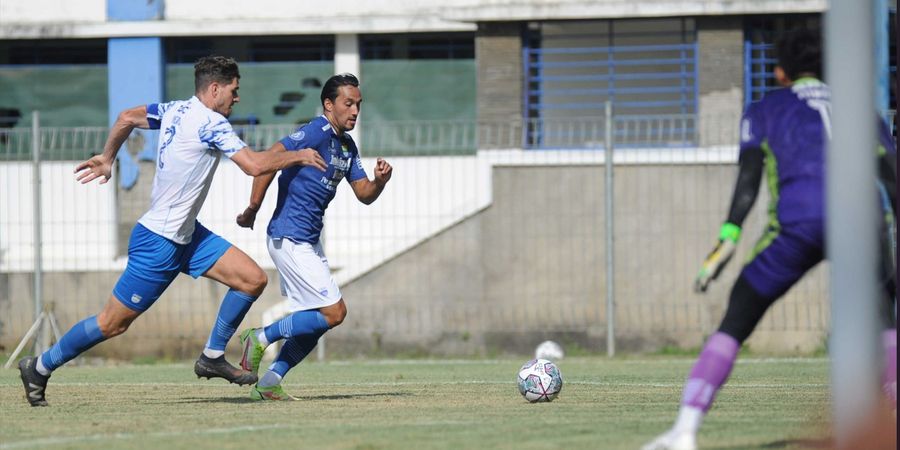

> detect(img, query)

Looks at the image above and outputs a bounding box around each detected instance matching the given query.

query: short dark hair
[320,73,360,105]
[194,56,240,93]
[775,30,822,81]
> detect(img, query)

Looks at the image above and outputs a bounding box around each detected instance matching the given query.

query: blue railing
[524,42,698,149]
[743,42,776,107]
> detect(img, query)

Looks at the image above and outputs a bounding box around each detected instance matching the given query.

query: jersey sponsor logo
[290,130,305,141]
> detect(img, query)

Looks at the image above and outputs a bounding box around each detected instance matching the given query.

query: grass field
[0,356,834,450]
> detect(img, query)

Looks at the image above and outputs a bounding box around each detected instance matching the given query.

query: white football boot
[640,428,697,450]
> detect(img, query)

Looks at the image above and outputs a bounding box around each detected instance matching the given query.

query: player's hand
[694,239,737,293]
[374,158,392,185]
[74,155,114,184]
[296,149,327,171]
[236,206,258,230]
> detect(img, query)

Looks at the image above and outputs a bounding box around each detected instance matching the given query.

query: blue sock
[269,332,323,378]
[205,289,257,351]
[40,315,106,373]
[264,310,329,344]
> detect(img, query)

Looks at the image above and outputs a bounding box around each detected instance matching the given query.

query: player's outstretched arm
[75,105,151,184]
[694,147,763,293]
[231,143,326,178]
[350,157,393,205]
[235,143,288,229]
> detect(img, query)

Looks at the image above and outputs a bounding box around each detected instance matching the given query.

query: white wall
[0,0,105,24]
[0,161,118,272]
[0,0,824,38]
[0,146,738,278]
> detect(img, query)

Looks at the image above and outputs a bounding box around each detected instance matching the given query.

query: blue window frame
[523,19,698,149]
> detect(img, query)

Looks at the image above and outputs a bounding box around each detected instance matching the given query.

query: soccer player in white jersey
[17,56,327,406]
[234,73,393,400]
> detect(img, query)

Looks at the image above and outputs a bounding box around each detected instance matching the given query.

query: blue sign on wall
[108,0,164,21]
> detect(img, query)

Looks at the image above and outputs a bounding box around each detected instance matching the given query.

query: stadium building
[0,0,895,357]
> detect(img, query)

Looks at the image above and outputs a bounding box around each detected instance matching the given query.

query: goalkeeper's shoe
[239,328,266,375]
[694,239,737,293]
[640,428,697,450]
[251,383,298,401]
[18,356,49,407]
[194,354,258,386]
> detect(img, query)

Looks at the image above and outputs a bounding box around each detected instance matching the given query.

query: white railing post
[604,101,616,357]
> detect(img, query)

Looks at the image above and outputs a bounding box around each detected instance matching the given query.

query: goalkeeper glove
[694,222,741,293]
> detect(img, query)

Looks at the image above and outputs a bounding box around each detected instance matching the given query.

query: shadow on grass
[168,391,410,404]
[305,391,410,401]
[708,437,831,449]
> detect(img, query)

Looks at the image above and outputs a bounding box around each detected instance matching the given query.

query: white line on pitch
[5,380,827,388]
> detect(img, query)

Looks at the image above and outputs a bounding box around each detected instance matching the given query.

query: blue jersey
[267,116,368,244]
[740,78,896,225]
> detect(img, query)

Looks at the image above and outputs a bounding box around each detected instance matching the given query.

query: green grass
[0,357,833,450]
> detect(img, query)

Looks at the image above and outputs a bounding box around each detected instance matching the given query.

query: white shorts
[267,237,341,312]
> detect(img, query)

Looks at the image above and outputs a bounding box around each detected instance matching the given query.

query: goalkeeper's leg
[643,276,775,450]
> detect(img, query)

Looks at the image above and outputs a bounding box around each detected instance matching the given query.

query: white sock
[258,370,283,388]
[256,329,269,347]
[202,348,225,359]
[35,357,51,376]
[673,405,704,433]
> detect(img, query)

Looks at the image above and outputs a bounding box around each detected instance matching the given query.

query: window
[524,19,697,148]
[0,39,106,65]
[743,14,821,106]
[361,33,474,60]
[165,36,334,63]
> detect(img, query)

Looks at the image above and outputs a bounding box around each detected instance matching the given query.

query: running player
[234,73,393,400]
[18,56,327,406]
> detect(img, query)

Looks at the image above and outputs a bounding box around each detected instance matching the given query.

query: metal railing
[1,112,837,360]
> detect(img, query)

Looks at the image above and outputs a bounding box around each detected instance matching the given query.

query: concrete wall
[1,162,834,359]
[476,22,524,148]
[333,163,831,357]
[697,16,745,146]
[0,1,825,38]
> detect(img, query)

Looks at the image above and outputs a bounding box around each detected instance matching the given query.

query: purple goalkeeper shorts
[740,221,825,300]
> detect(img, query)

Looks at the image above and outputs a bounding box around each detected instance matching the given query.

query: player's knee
[324,301,347,328]
[718,275,775,343]
[243,268,268,297]
[97,314,134,338]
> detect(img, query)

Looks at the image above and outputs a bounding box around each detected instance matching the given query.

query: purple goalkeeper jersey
[739,78,895,225]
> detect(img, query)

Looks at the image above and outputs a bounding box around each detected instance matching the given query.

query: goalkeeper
[643,29,897,450]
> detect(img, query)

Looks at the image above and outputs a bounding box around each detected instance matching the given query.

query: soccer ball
[534,340,564,361]
[517,358,563,402]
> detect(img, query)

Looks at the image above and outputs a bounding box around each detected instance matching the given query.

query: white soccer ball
[534,340,564,361]
[517,358,563,402]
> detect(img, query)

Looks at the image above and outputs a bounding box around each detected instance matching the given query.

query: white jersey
[138,96,247,244]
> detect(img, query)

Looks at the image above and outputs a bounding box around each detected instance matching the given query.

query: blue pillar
[107,0,165,189]
[875,0,889,114]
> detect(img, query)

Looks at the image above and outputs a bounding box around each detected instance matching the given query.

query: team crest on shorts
[131,293,142,304]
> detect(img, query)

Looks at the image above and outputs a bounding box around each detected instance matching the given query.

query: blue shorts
[741,221,824,299]
[112,222,231,312]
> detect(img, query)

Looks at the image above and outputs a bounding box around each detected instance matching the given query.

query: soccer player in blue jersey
[233,73,392,400]
[237,74,393,400]
[17,56,328,407]
[642,31,897,450]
